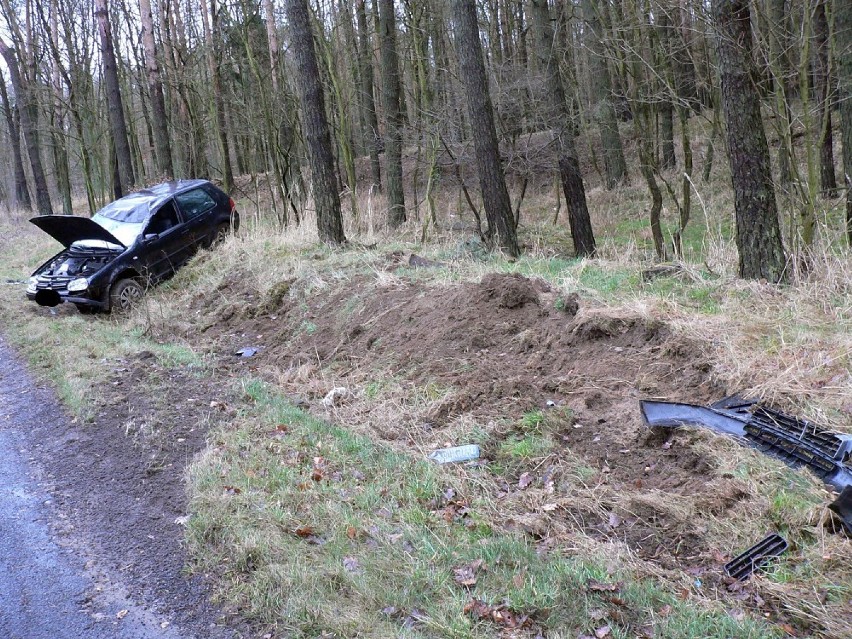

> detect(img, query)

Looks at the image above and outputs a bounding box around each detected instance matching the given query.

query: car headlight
[26,276,38,294]
[67,277,89,293]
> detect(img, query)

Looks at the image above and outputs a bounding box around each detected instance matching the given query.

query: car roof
[133,179,215,209]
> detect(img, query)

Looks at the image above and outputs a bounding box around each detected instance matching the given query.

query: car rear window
[175,188,217,220]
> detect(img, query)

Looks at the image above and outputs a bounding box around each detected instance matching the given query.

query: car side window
[145,201,181,236]
[175,188,217,220]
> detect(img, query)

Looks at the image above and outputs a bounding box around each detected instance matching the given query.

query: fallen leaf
[518,472,534,489]
[587,579,622,593]
[294,525,315,538]
[453,559,485,587]
[346,526,358,540]
[311,469,324,482]
[513,569,526,588]
[116,610,128,620]
[342,556,360,573]
[595,625,611,638]
[222,485,241,495]
[542,503,558,512]
[276,423,289,432]
[657,604,673,617]
[778,622,796,636]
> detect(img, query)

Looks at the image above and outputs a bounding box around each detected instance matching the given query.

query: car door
[174,187,219,250]
[139,200,192,282]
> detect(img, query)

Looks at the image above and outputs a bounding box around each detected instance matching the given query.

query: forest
[0,0,849,281]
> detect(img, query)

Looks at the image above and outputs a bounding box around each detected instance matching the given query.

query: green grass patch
[186,379,780,638]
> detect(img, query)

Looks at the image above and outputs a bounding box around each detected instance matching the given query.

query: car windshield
[91,195,154,246]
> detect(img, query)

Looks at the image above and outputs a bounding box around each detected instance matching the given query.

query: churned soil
[173,269,760,575]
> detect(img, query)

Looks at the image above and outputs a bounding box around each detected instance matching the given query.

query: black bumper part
[28,291,106,309]
[640,397,852,491]
[724,534,788,581]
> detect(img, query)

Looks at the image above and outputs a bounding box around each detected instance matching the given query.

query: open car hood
[30,215,126,248]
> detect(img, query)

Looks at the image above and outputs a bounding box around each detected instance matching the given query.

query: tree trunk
[657,6,676,170]
[767,0,794,185]
[0,66,31,211]
[356,0,382,191]
[201,0,233,193]
[713,0,787,281]
[284,0,346,245]
[95,0,135,194]
[378,0,405,226]
[0,37,53,215]
[813,0,836,197]
[139,0,173,178]
[451,0,519,256]
[49,0,72,215]
[528,0,595,256]
[581,0,628,188]
[838,0,852,243]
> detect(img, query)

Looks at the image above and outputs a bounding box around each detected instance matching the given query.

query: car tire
[213,223,231,246]
[109,278,145,313]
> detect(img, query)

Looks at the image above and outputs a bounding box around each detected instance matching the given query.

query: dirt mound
[248,272,713,424]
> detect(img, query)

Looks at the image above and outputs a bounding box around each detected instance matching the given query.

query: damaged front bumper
[640,396,852,491]
[26,288,106,309]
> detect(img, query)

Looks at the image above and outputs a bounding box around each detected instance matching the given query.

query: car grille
[36,274,71,293]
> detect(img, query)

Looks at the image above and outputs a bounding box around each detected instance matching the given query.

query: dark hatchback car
[26,179,238,313]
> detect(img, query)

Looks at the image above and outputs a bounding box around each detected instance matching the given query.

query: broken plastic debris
[235,346,259,358]
[322,387,350,408]
[640,396,852,490]
[724,534,788,581]
[428,444,480,464]
[828,486,852,535]
[546,400,557,408]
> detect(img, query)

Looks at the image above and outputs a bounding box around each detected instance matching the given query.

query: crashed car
[26,179,238,313]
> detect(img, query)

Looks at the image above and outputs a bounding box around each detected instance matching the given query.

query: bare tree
[451,0,519,256]
[379,0,405,227]
[582,0,628,188]
[139,0,173,178]
[713,0,787,281]
[200,0,233,193]
[813,0,836,197]
[0,65,31,211]
[357,0,382,191]
[95,0,135,194]
[839,0,852,244]
[284,0,346,245]
[0,36,53,215]
[528,0,595,256]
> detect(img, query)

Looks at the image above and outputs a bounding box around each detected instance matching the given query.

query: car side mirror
[143,233,159,243]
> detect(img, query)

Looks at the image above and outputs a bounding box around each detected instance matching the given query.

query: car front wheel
[110,278,144,313]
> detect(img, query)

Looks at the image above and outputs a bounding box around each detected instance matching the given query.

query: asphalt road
[0,337,191,639]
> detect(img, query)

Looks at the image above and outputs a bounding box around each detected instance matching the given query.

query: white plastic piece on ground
[322,387,350,408]
[428,444,480,464]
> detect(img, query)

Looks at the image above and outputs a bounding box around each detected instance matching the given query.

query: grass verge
[186,378,780,639]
